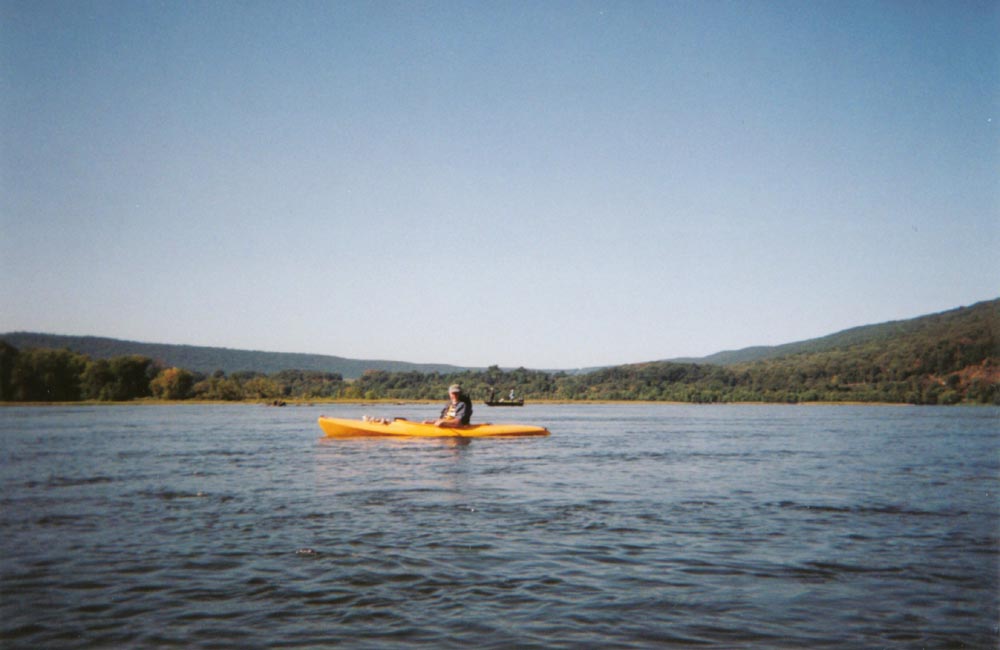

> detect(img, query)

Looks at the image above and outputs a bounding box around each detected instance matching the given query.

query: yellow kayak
[318,416,550,438]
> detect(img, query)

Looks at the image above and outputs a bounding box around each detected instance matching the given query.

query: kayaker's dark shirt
[441,396,472,425]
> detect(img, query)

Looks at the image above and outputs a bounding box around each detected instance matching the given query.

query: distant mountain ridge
[2,298,996,379]
[671,299,999,366]
[0,333,475,379]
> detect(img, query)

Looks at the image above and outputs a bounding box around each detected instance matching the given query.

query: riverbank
[0,397,948,408]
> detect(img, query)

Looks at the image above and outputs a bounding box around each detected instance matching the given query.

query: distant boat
[484,398,524,407]
[485,389,524,406]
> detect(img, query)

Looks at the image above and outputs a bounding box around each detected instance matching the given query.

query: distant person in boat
[424,384,473,428]
[509,389,516,400]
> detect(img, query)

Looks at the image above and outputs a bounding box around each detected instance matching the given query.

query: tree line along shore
[1,338,996,406]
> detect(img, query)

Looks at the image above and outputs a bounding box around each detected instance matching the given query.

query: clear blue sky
[2,1,997,369]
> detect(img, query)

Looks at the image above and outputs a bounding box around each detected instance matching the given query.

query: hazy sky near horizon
[2,1,997,369]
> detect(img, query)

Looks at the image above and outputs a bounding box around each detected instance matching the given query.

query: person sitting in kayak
[424,384,473,428]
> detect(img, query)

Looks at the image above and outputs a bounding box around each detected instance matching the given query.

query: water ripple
[1,404,997,649]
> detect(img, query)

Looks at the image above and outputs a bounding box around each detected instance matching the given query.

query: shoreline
[0,398,981,408]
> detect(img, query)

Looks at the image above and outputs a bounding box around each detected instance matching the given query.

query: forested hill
[1,299,996,404]
[3,299,996,377]
[674,299,999,366]
[0,333,474,378]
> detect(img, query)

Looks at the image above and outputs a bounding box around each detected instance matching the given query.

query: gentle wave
[1,403,997,649]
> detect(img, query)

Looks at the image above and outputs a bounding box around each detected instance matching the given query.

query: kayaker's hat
[448,384,463,394]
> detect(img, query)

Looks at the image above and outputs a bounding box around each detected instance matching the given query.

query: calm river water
[1,403,997,649]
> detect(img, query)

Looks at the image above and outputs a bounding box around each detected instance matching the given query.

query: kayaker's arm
[421,416,460,427]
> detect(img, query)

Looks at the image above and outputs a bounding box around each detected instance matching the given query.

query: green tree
[0,341,19,401]
[10,348,87,401]
[192,372,245,400]
[80,355,156,401]
[150,367,196,399]
[270,369,343,398]
[243,376,280,399]
[81,359,115,400]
